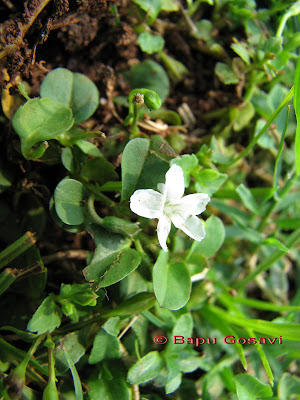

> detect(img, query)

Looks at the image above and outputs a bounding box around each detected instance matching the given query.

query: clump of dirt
[0,0,116,87]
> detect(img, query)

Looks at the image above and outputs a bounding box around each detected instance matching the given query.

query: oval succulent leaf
[54,179,88,225]
[12,97,74,159]
[40,68,100,124]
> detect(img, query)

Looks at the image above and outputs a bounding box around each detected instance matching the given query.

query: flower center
[164,200,186,220]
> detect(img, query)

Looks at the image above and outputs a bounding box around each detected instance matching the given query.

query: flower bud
[143,90,162,110]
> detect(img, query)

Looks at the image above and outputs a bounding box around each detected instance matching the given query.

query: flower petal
[130,189,164,219]
[180,193,210,216]
[157,215,171,252]
[180,216,206,242]
[164,164,185,200]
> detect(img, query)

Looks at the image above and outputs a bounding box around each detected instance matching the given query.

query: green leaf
[236,184,258,214]
[101,216,141,238]
[27,294,62,334]
[138,32,165,54]
[83,229,133,284]
[177,351,205,373]
[195,20,213,41]
[89,329,121,363]
[75,139,102,157]
[165,358,182,394]
[12,98,74,159]
[230,102,255,132]
[54,179,88,225]
[278,372,300,400]
[128,351,164,384]
[134,136,172,190]
[263,238,289,253]
[87,248,141,288]
[54,331,86,373]
[168,313,193,353]
[87,374,130,400]
[194,171,227,195]
[59,283,98,306]
[215,62,240,85]
[89,223,131,246]
[263,37,282,55]
[132,0,162,23]
[153,252,191,310]
[56,125,99,147]
[121,137,172,200]
[170,155,198,187]
[161,0,178,11]
[49,196,86,233]
[40,68,99,124]
[103,292,156,318]
[102,317,120,336]
[188,215,225,258]
[148,109,182,125]
[276,217,300,229]
[159,51,188,84]
[123,60,170,103]
[233,374,272,400]
[121,138,150,201]
[231,42,251,65]
[80,158,118,184]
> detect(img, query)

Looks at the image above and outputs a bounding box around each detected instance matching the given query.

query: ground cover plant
[1,0,300,399]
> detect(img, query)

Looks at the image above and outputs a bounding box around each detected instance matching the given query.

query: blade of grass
[63,348,83,400]
[220,87,294,172]
[294,55,300,174]
[0,232,36,270]
[225,295,300,313]
[200,307,247,370]
[273,106,289,198]
[203,304,300,340]
[233,227,300,289]
[218,293,273,385]
[0,269,17,296]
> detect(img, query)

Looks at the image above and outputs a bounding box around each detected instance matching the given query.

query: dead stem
[118,315,139,340]
[43,250,89,265]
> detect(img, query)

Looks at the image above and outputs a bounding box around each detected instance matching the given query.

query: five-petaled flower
[130,164,210,251]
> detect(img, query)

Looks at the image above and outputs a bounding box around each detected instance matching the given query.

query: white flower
[130,164,210,251]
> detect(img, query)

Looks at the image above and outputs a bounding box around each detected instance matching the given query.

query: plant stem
[0,337,47,375]
[134,238,144,254]
[87,195,104,225]
[77,178,115,207]
[276,2,300,37]
[130,93,144,138]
